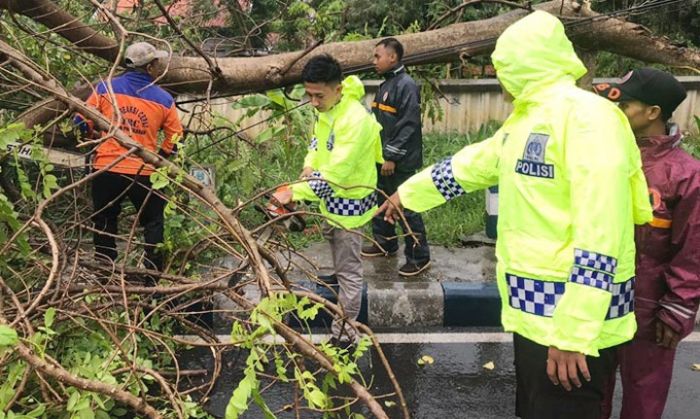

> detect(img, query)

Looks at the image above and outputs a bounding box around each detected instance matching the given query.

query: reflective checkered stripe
[569,266,613,291]
[574,248,617,275]
[308,171,334,200]
[325,193,377,216]
[507,273,634,319]
[309,137,318,151]
[607,278,635,319]
[507,274,565,317]
[431,157,466,201]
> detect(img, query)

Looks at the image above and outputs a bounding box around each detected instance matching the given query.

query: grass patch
[416,122,499,246]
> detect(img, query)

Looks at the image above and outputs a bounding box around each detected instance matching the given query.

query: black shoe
[361,243,398,257]
[317,273,338,285]
[398,260,432,277]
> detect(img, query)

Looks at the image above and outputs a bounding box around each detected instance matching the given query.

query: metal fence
[204,76,700,137]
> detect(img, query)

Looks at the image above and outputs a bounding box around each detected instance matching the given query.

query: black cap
[594,68,687,119]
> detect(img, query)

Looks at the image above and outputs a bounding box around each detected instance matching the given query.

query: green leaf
[77,407,94,419]
[0,325,18,347]
[42,174,58,199]
[0,123,30,149]
[232,95,270,109]
[110,408,127,417]
[25,404,45,418]
[274,357,288,382]
[252,388,277,419]
[44,308,56,329]
[297,303,321,320]
[149,170,169,190]
[224,369,257,419]
[306,388,327,409]
[66,392,80,411]
[256,127,274,144]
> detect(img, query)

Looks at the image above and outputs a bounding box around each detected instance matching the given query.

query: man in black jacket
[362,37,431,276]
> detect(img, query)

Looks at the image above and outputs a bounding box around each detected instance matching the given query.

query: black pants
[371,167,430,264]
[92,171,165,272]
[514,333,618,419]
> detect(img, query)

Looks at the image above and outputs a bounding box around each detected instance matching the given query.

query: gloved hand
[271,185,293,206]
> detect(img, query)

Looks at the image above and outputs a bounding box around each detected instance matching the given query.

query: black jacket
[372,65,423,172]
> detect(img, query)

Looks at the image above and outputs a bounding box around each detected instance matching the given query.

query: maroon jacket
[634,124,700,341]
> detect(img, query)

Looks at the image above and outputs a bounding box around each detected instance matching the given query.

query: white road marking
[176,331,700,345]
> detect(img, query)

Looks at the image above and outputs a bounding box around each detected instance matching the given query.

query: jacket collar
[637,123,682,160]
[383,64,405,79]
[124,69,155,85]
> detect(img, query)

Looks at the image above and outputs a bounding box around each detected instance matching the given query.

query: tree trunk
[4,0,700,129]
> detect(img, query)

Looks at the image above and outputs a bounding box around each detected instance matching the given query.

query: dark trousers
[514,333,618,419]
[601,337,676,419]
[371,168,430,264]
[92,171,166,273]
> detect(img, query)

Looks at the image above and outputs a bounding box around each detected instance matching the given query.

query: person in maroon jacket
[595,68,700,419]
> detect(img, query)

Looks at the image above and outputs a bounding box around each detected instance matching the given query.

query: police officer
[378,12,653,418]
[362,37,431,277]
[273,54,383,347]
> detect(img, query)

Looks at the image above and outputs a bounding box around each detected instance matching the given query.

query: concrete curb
[305,281,501,329]
[212,279,501,333]
[211,244,502,333]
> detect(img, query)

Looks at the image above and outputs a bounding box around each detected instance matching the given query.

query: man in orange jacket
[75,42,182,277]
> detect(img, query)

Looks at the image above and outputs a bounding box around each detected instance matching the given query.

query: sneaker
[317,273,338,285]
[361,243,398,257]
[398,260,432,277]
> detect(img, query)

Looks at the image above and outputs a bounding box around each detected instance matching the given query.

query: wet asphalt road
[180,330,700,419]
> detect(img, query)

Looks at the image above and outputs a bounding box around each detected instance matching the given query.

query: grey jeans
[322,222,363,342]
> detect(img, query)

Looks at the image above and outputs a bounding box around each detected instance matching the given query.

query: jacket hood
[491,11,587,101]
[341,75,365,101]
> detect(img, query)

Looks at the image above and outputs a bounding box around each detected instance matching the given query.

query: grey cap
[124,42,168,68]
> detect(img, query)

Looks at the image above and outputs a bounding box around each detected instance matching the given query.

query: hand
[299,166,314,179]
[380,160,396,176]
[546,347,591,391]
[271,186,293,206]
[656,320,680,349]
[375,192,403,225]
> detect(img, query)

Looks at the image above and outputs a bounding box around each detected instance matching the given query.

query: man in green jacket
[378,11,652,418]
[273,54,383,347]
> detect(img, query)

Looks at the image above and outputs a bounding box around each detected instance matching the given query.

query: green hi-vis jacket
[398,11,653,356]
[291,76,383,229]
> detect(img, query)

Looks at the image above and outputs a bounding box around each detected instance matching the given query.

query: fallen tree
[6,0,700,130]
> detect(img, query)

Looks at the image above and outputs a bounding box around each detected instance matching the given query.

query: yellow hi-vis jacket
[398,11,653,356]
[291,76,383,229]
